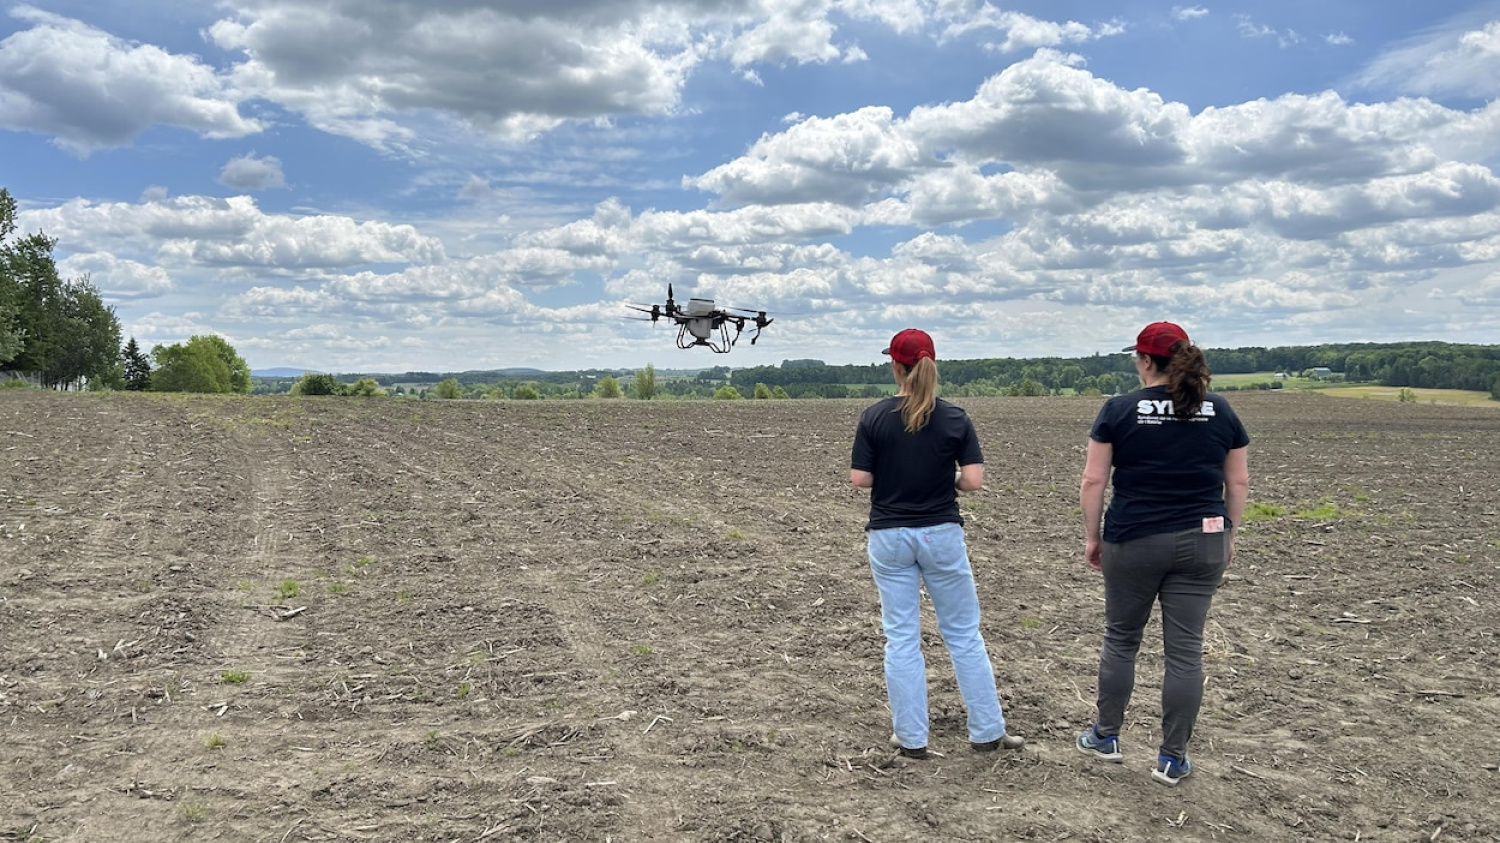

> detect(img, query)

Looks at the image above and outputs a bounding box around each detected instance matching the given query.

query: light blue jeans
[867,523,1006,748]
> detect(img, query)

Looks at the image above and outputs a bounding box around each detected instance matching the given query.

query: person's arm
[1222,446,1249,566]
[956,462,984,492]
[1080,439,1112,572]
[850,468,874,489]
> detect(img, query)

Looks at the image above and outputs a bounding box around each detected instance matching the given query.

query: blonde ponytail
[897,357,940,433]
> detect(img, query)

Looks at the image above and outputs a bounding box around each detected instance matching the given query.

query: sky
[2,1,1499,374]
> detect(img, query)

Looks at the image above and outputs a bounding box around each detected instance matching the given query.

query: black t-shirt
[1090,385,1251,543]
[851,397,984,531]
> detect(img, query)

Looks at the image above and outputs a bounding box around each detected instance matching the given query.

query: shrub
[291,373,343,396]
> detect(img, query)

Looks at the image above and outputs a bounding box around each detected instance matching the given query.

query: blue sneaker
[1152,754,1193,786]
[1076,726,1122,762]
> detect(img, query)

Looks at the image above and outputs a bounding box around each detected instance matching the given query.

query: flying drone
[626,284,774,353]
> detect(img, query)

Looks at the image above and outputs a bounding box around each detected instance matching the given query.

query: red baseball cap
[883,328,936,367]
[1123,321,1189,357]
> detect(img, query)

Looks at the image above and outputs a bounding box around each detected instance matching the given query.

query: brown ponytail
[896,357,940,433]
[1150,342,1211,417]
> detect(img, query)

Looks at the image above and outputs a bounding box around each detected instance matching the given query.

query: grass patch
[221,670,251,685]
[1320,385,1497,406]
[1292,496,1346,520]
[1243,502,1286,522]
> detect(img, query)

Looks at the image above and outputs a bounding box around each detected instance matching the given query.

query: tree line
[264,343,1500,403]
[1,188,252,393]
[728,343,1500,400]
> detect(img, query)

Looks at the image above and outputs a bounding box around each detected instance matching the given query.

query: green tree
[151,335,251,394]
[0,191,123,388]
[513,383,539,400]
[432,377,463,399]
[593,375,624,398]
[1008,378,1046,397]
[633,363,658,400]
[0,303,23,367]
[713,385,743,400]
[771,386,790,399]
[122,336,151,391]
[291,373,344,395]
[52,278,121,389]
[753,382,772,399]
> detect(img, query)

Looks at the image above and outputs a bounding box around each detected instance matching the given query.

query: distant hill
[252,367,323,378]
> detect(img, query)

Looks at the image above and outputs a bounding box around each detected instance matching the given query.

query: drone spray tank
[684,297,717,343]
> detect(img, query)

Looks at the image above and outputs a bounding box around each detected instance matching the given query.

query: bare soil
[2,390,1497,842]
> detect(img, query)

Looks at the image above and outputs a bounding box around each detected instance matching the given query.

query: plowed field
[2,390,1496,842]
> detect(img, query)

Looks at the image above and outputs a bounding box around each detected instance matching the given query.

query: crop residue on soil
[2,391,1497,841]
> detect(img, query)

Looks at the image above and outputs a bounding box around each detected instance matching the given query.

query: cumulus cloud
[22,195,446,269]
[0,6,260,154]
[688,50,1500,219]
[203,0,706,147]
[0,1,1125,158]
[219,153,287,191]
[689,106,931,206]
[56,252,175,298]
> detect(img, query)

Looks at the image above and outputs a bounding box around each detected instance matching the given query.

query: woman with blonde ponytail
[850,329,1023,760]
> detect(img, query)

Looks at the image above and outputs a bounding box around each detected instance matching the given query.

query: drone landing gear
[676,319,740,353]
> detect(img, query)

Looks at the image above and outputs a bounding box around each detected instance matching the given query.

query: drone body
[627,284,774,353]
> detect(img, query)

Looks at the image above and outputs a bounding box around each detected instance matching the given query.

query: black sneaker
[972,734,1025,752]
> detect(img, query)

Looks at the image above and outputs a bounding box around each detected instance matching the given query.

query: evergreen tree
[123,336,152,391]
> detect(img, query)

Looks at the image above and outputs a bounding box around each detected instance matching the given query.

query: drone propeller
[626,303,664,321]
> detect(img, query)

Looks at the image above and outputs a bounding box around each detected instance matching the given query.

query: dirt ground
[2,390,1496,842]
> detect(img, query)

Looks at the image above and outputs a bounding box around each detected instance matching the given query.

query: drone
[626,284,774,353]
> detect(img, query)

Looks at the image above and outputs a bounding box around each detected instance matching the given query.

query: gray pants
[1095,527,1228,760]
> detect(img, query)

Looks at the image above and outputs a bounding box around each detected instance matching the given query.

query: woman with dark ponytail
[850,329,1023,760]
[1076,321,1250,787]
